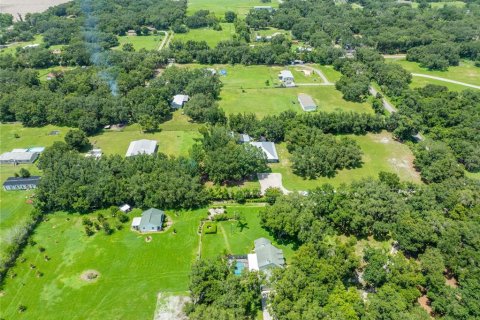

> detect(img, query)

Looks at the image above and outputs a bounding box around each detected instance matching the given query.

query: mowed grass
[317,65,343,83]
[37,66,76,82]
[270,131,421,190]
[0,35,44,56]
[90,112,201,157]
[218,64,372,117]
[387,59,480,86]
[0,209,206,319]
[187,0,279,16]
[115,34,163,51]
[173,23,235,48]
[201,205,294,260]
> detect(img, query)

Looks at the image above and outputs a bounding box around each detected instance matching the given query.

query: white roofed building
[278,70,295,87]
[297,93,317,111]
[0,150,39,164]
[125,140,157,157]
[171,94,190,109]
[250,142,279,162]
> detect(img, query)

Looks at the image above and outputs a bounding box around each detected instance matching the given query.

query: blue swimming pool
[234,261,246,275]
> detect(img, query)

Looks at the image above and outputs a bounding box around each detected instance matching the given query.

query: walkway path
[157,31,170,51]
[368,86,396,113]
[411,73,480,90]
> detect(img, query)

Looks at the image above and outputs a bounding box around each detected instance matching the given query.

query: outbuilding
[120,204,131,213]
[297,93,317,111]
[3,176,41,191]
[278,70,295,87]
[171,94,189,109]
[125,140,157,157]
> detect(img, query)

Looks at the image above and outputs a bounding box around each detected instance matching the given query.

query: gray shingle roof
[139,208,165,230]
[125,140,157,157]
[250,142,279,161]
[254,237,285,270]
[297,93,317,111]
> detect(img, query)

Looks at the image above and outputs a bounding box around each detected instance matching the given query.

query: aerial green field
[187,0,279,16]
[317,65,342,83]
[114,34,163,51]
[387,59,480,86]
[0,35,44,56]
[270,131,421,189]
[410,1,466,8]
[37,66,76,82]
[173,23,235,48]
[409,77,474,92]
[0,204,289,319]
[254,27,290,38]
[216,64,372,117]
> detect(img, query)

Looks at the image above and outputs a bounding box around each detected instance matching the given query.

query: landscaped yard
[270,131,421,189]
[187,0,279,16]
[173,23,235,48]
[115,34,163,51]
[386,59,480,87]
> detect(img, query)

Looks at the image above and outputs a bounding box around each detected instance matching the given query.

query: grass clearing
[173,23,235,48]
[317,65,343,83]
[0,35,44,56]
[115,35,163,51]
[387,59,480,86]
[187,0,279,16]
[270,131,421,189]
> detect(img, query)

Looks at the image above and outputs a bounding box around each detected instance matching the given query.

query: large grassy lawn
[387,59,480,86]
[0,35,44,56]
[187,0,279,16]
[114,34,163,51]
[270,131,421,190]
[317,65,342,83]
[201,205,294,260]
[90,112,201,157]
[217,64,372,117]
[173,23,235,48]
[0,208,206,319]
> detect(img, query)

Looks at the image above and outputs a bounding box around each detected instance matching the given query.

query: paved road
[302,65,334,85]
[369,86,396,113]
[412,73,480,90]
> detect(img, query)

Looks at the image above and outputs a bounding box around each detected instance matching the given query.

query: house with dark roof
[3,176,41,191]
[250,142,279,162]
[131,208,165,232]
[248,238,285,273]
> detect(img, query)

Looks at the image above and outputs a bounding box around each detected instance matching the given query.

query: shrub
[203,222,217,234]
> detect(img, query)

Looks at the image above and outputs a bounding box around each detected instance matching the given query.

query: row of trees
[260,174,480,319]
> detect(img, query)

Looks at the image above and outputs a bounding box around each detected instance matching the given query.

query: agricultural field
[386,58,480,88]
[173,23,235,48]
[90,114,201,158]
[0,204,292,319]
[114,34,163,51]
[216,64,372,117]
[270,131,421,190]
[186,0,279,16]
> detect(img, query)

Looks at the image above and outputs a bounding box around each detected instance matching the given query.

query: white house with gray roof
[248,238,285,274]
[297,93,317,111]
[250,142,279,162]
[125,140,157,157]
[131,208,165,233]
[278,70,295,87]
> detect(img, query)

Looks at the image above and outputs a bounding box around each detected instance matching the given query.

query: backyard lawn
[115,34,163,51]
[270,131,421,189]
[173,23,235,48]
[187,0,279,16]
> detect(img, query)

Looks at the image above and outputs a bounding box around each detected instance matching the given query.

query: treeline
[0,0,186,45]
[260,174,480,319]
[244,0,480,63]
[0,62,222,134]
[35,142,207,213]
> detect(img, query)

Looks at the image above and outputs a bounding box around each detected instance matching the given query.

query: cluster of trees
[395,85,480,175]
[185,258,262,319]
[35,142,207,213]
[244,0,479,61]
[184,93,226,125]
[166,36,296,65]
[285,126,363,178]
[407,43,461,70]
[191,126,268,184]
[260,173,480,319]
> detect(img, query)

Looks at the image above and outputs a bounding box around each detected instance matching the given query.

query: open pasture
[173,23,235,48]
[115,34,163,51]
[187,0,279,16]
[270,131,421,190]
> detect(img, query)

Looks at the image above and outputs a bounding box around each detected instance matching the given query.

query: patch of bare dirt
[154,294,190,320]
[80,270,100,282]
[418,295,433,317]
[145,236,153,243]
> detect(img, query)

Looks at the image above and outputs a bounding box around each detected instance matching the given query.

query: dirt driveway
[257,173,291,195]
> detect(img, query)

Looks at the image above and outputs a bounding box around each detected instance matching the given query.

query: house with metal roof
[297,93,317,111]
[125,140,157,157]
[278,70,295,87]
[171,94,190,109]
[3,176,41,191]
[238,134,252,143]
[0,150,39,164]
[250,142,279,162]
[254,5,274,12]
[131,208,165,232]
[248,238,285,273]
